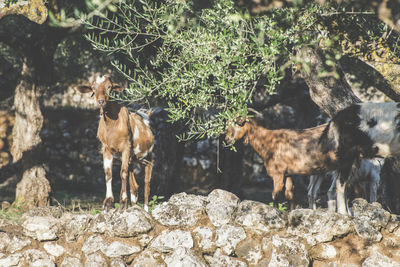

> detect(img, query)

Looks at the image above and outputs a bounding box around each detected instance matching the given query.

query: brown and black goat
[225,118,339,210]
[76,75,154,211]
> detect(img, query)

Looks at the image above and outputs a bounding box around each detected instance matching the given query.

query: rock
[269,235,309,267]
[23,249,54,266]
[312,243,338,260]
[60,256,83,267]
[288,209,354,246]
[236,238,263,265]
[62,213,93,241]
[84,252,107,267]
[204,249,247,267]
[386,214,400,233]
[43,243,65,257]
[101,241,141,257]
[152,193,206,228]
[234,200,287,233]
[132,250,166,267]
[23,206,64,218]
[164,247,207,267]
[7,236,31,253]
[138,234,154,247]
[82,235,106,255]
[22,216,60,241]
[150,229,193,253]
[352,199,390,242]
[0,253,23,267]
[91,207,153,237]
[0,232,9,251]
[362,251,400,267]
[193,226,215,253]
[215,225,246,255]
[110,258,126,267]
[206,189,240,227]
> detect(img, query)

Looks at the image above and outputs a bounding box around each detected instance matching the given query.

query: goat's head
[76,75,124,108]
[225,117,248,146]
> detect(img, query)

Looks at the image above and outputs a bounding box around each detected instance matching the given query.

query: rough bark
[11,57,50,209]
[298,46,362,117]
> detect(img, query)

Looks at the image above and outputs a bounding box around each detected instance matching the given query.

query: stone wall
[1,189,400,267]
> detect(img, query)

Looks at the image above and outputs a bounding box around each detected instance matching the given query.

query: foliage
[137,195,164,213]
[269,201,288,212]
[0,202,24,224]
[79,0,400,139]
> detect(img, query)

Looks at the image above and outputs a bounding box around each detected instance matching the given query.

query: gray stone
[84,252,107,267]
[234,200,287,233]
[287,209,354,246]
[61,256,83,267]
[132,250,166,267]
[110,258,126,267]
[362,251,400,267]
[206,189,240,227]
[22,216,60,241]
[352,199,390,242]
[62,213,93,241]
[0,232,10,251]
[193,226,215,253]
[236,238,263,265]
[0,253,23,267]
[7,236,31,253]
[23,249,53,266]
[215,225,246,255]
[150,229,193,253]
[91,207,153,237]
[152,193,206,228]
[164,247,207,267]
[313,243,338,260]
[268,235,309,267]
[386,214,400,233]
[82,235,106,255]
[204,249,247,267]
[43,243,65,257]
[101,241,141,257]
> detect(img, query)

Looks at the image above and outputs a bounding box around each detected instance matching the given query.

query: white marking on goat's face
[133,126,140,140]
[358,102,400,157]
[96,75,106,84]
[106,179,113,199]
[92,76,113,108]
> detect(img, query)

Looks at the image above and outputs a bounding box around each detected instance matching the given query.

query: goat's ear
[111,84,124,92]
[75,85,93,94]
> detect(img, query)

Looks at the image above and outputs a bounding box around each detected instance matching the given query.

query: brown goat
[225,118,338,210]
[76,75,154,211]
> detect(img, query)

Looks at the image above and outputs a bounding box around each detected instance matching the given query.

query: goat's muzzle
[98,99,105,107]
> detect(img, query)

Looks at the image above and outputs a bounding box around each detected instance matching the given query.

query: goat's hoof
[120,201,128,210]
[103,197,114,211]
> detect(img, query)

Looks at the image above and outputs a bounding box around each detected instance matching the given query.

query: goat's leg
[271,173,285,209]
[103,150,114,211]
[327,173,337,212]
[119,150,130,210]
[129,170,139,207]
[143,160,153,212]
[285,176,295,211]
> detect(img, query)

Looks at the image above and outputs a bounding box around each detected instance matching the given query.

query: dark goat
[330,102,400,214]
[225,118,339,210]
[76,75,154,211]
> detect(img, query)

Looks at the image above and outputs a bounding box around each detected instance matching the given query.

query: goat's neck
[101,101,122,122]
[246,121,271,154]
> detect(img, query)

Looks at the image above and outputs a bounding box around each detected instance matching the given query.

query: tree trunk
[298,45,361,116]
[11,56,50,209]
